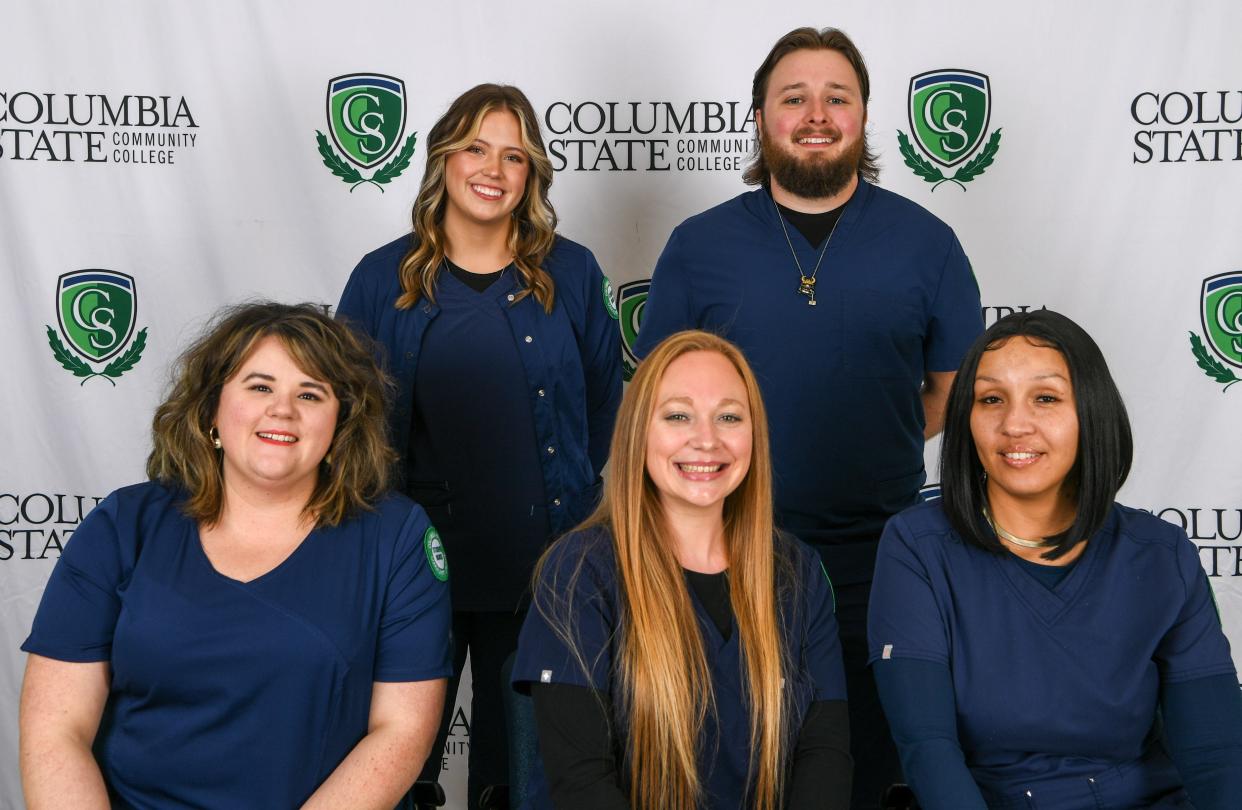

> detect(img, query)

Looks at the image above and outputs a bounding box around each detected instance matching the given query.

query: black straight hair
[939,310,1133,560]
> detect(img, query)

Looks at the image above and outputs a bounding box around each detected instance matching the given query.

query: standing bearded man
[633,27,984,809]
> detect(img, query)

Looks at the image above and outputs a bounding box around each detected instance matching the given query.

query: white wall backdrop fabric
[3,1,1240,807]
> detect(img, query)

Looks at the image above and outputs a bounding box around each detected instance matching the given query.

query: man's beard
[763,126,864,200]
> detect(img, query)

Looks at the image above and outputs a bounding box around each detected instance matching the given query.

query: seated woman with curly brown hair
[19,302,452,810]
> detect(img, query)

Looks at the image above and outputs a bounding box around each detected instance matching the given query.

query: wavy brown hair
[396,84,558,313]
[536,330,792,810]
[743,26,881,186]
[147,302,395,527]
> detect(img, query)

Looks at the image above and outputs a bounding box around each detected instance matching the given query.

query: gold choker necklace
[982,505,1057,549]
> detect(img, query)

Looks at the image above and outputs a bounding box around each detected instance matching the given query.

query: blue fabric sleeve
[373,504,453,681]
[1155,531,1236,683]
[336,248,390,338]
[575,251,623,477]
[632,228,693,360]
[923,234,982,372]
[1161,674,1242,810]
[804,556,847,701]
[867,515,950,665]
[512,532,616,691]
[873,658,988,810]
[22,491,131,662]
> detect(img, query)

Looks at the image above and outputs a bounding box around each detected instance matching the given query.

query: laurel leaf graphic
[954,129,1003,183]
[315,131,365,183]
[1189,331,1240,390]
[372,132,418,185]
[45,325,94,378]
[102,327,147,379]
[897,130,944,183]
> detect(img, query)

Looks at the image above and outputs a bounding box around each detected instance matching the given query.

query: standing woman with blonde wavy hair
[513,330,851,810]
[337,84,622,808]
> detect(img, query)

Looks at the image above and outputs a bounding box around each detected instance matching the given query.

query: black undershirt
[529,568,852,809]
[443,257,508,292]
[531,690,851,809]
[683,568,731,639]
[1013,553,1077,589]
[775,201,846,248]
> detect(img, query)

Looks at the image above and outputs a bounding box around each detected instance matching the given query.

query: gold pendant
[797,275,817,306]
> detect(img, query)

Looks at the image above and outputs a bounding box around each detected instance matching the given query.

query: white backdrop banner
[3,2,1240,807]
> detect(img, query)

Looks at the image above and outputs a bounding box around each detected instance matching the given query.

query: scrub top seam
[189,523,353,670]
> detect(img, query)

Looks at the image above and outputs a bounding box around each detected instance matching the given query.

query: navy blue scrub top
[409,265,551,610]
[868,501,1236,807]
[513,526,847,809]
[23,481,453,809]
[633,182,983,577]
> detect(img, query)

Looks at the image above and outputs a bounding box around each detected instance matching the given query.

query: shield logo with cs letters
[908,70,991,168]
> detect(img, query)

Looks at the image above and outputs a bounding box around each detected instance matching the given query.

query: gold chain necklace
[773,198,841,307]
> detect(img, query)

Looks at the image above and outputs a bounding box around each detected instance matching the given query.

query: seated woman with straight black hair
[868,309,1242,809]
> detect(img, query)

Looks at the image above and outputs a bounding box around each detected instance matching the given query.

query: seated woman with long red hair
[512,329,852,810]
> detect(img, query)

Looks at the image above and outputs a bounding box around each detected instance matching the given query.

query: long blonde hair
[539,330,791,810]
[396,84,558,312]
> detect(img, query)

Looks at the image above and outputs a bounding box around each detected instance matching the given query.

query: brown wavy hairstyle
[396,83,558,313]
[536,330,793,810]
[743,26,881,186]
[147,302,396,527]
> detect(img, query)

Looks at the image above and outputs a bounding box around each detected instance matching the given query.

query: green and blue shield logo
[316,73,418,192]
[57,270,136,362]
[1201,273,1242,368]
[618,279,651,381]
[1190,272,1242,391]
[328,74,407,169]
[909,71,990,168]
[897,69,1002,191]
[47,270,147,385]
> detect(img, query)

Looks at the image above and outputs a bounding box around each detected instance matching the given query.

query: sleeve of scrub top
[372,504,453,681]
[867,514,950,666]
[873,659,988,810]
[22,490,132,662]
[1154,530,1236,683]
[512,532,616,692]
[576,252,623,477]
[923,234,983,372]
[337,265,377,330]
[803,557,847,699]
[1161,673,1242,810]
[632,228,694,360]
[868,516,988,810]
[786,554,851,808]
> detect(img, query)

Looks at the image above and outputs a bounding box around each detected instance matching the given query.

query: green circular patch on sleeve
[602,276,619,320]
[424,525,448,582]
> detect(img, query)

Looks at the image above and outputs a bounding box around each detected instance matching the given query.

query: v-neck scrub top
[513,526,847,809]
[632,181,982,582]
[337,234,623,608]
[867,501,1236,807]
[22,481,453,809]
[408,265,551,609]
